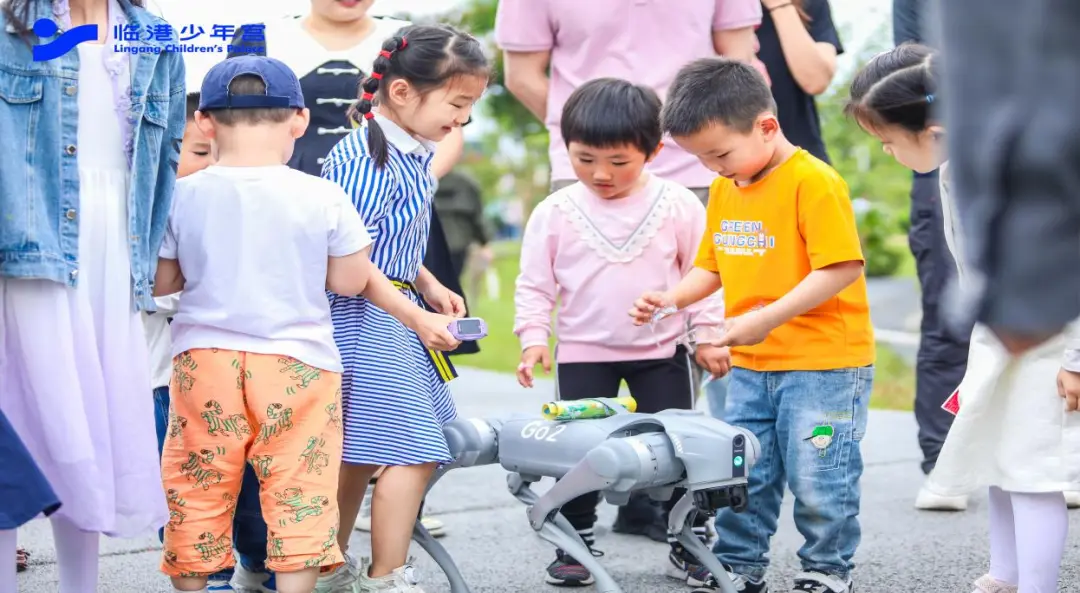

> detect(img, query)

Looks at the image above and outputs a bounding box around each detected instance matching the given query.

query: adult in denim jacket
[0,0,184,590]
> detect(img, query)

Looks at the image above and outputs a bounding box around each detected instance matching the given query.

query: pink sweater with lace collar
[514,175,724,363]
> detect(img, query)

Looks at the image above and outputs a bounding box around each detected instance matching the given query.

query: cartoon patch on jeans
[806,424,835,457]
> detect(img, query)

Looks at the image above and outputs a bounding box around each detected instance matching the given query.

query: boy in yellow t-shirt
[631,58,874,593]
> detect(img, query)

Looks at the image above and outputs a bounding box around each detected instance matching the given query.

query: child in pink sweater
[514,78,725,588]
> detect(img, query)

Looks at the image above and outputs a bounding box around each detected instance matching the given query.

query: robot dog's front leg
[410,418,502,593]
[524,433,686,593]
[668,492,743,593]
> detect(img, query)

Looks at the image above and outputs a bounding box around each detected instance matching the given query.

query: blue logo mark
[32,19,99,61]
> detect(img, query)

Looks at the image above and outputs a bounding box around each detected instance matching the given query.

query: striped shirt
[320,114,457,466]
[321,114,438,282]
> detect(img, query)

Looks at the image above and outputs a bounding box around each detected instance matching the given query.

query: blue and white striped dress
[321,114,457,466]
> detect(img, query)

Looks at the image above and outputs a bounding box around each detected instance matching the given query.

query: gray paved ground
[14,367,1080,592]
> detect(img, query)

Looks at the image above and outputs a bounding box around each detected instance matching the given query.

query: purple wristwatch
[449,317,488,341]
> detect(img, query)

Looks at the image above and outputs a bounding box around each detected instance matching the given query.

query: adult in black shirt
[756,0,842,164]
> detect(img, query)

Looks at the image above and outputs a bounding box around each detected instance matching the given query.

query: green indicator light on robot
[734,456,744,467]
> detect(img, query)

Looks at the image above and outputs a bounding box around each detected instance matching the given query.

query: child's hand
[629,291,675,326]
[517,345,552,388]
[714,310,775,348]
[695,344,732,378]
[1058,367,1080,411]
[412,311,462,352]
[423,284,468,318]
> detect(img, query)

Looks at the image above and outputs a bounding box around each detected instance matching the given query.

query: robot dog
[406,398,760,593]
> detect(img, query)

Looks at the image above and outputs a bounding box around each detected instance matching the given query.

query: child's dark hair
[203,75,296,126]
[661,58,776,138]
[347,24,489,168]
[185,92,200,122]
[560,78,662,156]
[845,43,937,134]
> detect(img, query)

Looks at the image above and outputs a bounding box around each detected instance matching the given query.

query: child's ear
[759,113,780,140]
[386,79,412,107]
[194,111,215,139]
[927,123,946,141]
[292,108,311,139]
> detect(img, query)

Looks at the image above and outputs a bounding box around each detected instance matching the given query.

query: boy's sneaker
[663,526,712,582]
[545,549,596,587]
[791,571,852,593]
[356,562,425,592]
[664,542,701,582]
[971,574,1018,593]
[314,552,362,593]
[232,561,277,592]
[686,564,768,592]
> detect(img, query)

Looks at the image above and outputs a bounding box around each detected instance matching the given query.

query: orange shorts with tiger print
[160,348,344,577]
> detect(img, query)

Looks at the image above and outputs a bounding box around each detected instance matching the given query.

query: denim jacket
[0,0,185,312]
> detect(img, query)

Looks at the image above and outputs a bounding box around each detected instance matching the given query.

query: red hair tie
[362,92,374,101]
[379,50,392,59]
[400,36,408,49]
[364,111,375,120]
[371,72,383,80]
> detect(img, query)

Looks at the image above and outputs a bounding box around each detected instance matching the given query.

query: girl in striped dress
[320,24,490,593]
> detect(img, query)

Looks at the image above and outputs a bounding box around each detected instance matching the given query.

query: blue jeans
[711,366,873,581]
[153,386,269,572]
[704,373,730,420]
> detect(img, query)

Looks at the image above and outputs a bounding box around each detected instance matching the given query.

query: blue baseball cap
[199,56,305,111]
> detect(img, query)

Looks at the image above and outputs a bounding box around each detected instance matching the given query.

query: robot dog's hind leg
[412,519,472,593]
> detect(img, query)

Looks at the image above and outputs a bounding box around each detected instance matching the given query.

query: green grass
[458,241,916,411]
[890,234,917,278]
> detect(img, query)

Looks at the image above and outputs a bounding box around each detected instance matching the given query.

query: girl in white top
[846,44,1080,593]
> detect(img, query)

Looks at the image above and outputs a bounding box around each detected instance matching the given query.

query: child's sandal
[15,548,30,572]
[972,574,1017,593]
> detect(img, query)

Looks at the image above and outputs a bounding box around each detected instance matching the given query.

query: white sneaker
[314,552,362,593]
[232,561,276,592]
[915,482,968,511]
[1065,491,1080,509]
[353,485,445,538]
[357,563,426,592]
[354,487,373,532]
[419,516,445,538]
[972,573,1018,593]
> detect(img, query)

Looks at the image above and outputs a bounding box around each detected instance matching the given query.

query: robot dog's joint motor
[408,399,761,593]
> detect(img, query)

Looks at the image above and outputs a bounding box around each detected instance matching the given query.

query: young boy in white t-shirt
[146,91,283,592]
[153,56,459,593]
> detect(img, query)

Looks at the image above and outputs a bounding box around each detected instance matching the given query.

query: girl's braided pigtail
[348,35,408,169]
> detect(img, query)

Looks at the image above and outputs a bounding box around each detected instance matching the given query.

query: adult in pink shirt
[494,0,762,199]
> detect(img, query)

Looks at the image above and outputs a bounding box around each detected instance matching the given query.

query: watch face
[457,319,482,334]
